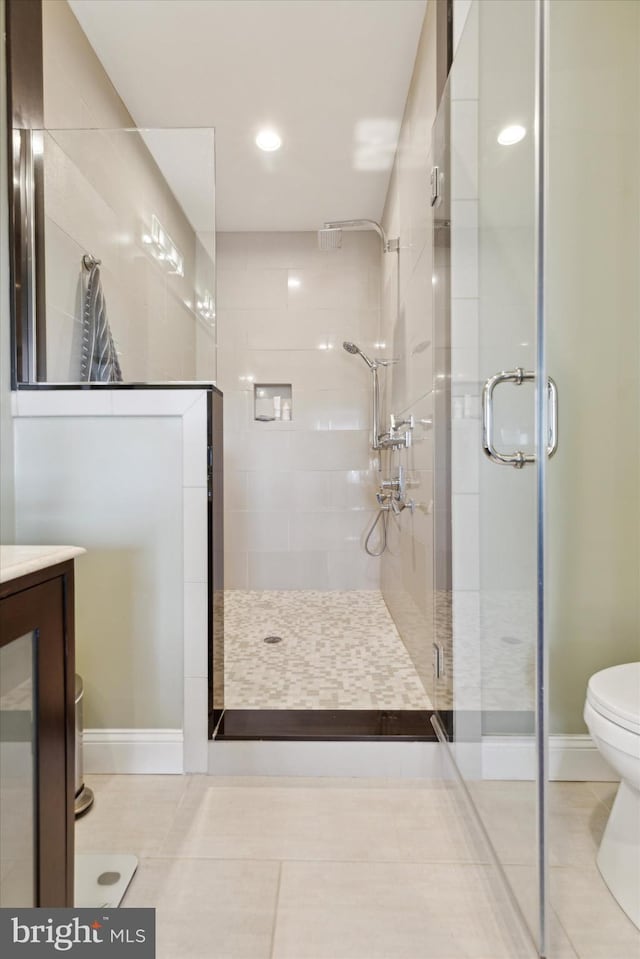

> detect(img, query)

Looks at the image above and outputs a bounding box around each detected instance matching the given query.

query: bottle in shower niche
[273,395,282,420]
[282,399,292,421]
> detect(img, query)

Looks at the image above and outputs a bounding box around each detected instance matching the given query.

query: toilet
[584,662,640,929]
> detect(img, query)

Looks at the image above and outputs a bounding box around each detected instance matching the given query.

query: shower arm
[323,219,399,254]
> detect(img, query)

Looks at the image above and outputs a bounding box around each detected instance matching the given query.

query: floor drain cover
[264,635,283,644]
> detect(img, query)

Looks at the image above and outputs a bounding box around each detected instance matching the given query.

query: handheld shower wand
[342,341,396,450]
[342,340,375,369]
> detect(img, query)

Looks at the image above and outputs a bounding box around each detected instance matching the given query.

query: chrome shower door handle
[547,376,558,458]
[482,368,558,468]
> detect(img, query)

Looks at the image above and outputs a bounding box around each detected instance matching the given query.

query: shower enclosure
[435,0,640,956]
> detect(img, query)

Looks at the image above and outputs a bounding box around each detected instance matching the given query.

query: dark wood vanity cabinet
[0,560,76,907]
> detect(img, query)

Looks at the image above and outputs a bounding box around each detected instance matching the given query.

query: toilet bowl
[584,662,640,929]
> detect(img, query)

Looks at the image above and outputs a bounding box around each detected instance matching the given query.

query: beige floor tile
[183,775,450,793]
[161,782,484,864]
[76,774,190,858]
[392,783,490,864]
[161,785,404,861]
[123,857,280,959]
[505,866,579,958]
[271,860,536,959]
[549,864,640,959]
[585,781,619,810]
[467,780,611,868]
[466,781,539,865]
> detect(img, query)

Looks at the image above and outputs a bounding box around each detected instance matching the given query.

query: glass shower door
[435,0,549,954]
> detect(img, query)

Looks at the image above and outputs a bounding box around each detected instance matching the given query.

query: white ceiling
[68,0,427,232]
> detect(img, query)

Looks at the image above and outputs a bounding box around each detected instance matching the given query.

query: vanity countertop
[0,545,86,584]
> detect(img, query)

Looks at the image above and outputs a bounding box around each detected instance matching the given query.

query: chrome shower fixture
[318,227,342,251]
[342,341,397,370]
[318,219,399,253]
[342,341,397,450]
[342,340,375,370]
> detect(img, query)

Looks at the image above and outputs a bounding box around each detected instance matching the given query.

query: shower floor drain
[263,635,283,644]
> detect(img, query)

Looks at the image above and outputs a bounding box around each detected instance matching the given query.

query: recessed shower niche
[254,384,292,422]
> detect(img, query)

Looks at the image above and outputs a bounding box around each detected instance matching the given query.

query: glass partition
[434,0,547,953]
[26,127,215,384]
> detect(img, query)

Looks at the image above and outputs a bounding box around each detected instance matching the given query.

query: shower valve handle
[390,414,414,432]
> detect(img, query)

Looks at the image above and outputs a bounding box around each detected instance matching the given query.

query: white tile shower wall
[217,231,382,591]
[379,2,436,702]
[41,0,215,383]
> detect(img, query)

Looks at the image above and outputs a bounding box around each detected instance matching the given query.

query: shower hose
[365,507,388,557]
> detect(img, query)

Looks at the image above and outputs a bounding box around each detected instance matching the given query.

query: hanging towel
[80,263,123,382]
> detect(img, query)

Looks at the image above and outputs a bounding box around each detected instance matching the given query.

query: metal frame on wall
[5,0,46,384]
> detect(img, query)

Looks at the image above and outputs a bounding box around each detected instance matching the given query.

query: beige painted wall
[380,1,436,702]
[41,0,215,383]
[217,231,382,590]
[547,0,640,733]
[0,0,15,542]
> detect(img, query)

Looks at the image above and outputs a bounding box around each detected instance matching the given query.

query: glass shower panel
[37,127,216,384]
[437,0,546,953]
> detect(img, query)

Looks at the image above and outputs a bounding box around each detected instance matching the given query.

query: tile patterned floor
[74,774,639,959]
[224,590,432,710]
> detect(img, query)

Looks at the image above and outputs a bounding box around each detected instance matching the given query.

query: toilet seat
[586,663,640,736]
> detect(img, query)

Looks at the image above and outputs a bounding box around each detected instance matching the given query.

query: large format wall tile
[217,231,382,591]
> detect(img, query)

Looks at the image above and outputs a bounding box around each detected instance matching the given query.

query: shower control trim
[378,413,414,450]
[482,368,558,468]
[378,466,415,514]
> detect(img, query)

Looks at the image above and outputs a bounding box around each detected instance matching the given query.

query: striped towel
[80,264,123,382]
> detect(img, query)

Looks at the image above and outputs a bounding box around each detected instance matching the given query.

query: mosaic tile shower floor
[224,590,432,710]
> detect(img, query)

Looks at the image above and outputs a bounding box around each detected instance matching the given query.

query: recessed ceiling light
[288,276,301,289]
[497,124,526,146]
[256,129,282,152]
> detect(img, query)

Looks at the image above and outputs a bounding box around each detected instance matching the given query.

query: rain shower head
[342,341,375,370]
[318,227,342,251]
[318,219,399,253]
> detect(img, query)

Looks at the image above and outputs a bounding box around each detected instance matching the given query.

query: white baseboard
[83,729,183,774]
[208,740,445,778]
[481,734,618,782]
[81,730,617,782]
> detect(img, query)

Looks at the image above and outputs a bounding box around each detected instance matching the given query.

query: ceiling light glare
[497,124,526,146]
[256,129,282,152]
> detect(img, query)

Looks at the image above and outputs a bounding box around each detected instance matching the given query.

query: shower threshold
[213,709,450,741]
